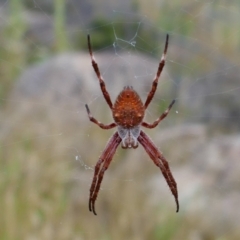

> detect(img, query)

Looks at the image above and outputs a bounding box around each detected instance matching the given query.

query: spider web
[0,0,240,239]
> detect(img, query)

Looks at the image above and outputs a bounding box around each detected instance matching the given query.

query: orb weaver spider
[85,34,178,215]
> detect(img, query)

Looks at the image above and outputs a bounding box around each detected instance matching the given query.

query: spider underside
[85,34,179,215]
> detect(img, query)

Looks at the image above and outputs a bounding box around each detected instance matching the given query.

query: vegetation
[0,0,239,239]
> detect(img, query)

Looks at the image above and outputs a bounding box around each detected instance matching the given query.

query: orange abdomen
[112,86,145,128]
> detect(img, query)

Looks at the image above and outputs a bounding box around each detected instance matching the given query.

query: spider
[85,34,179,215]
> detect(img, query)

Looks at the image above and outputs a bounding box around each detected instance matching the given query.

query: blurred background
[0,0,240,239]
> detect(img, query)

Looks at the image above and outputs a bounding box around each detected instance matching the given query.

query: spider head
[117,126,140,149]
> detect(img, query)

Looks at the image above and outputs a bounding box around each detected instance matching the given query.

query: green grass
[0,0,26,101]
[54,0,69,52]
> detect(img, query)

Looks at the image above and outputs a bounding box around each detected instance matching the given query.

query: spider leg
[90,152,114,215]
[144,34,169,109]
[141,100,175,128]
[85,104,117,129]
[88,34,113,109]
[89,132,121,215]
[138,130,179,212]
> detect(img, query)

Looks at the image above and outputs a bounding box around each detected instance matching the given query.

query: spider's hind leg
[88,132,121,215]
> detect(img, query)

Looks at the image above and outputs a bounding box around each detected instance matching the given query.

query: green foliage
[152,210,180,240]
[54,0,69,52]
[75,17,157,57]
[0,0,69,102]
[1,0,240,239]
[0,0,26,101]
[88,18,115,50]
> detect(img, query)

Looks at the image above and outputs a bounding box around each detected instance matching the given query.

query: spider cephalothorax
[85,34,178,215]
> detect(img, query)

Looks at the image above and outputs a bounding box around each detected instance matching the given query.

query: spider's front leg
[89,132,121,215]
[88,34,113,109]
[144,34,169,109]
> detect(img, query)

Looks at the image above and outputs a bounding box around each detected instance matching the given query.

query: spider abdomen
[112,86,145,128]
